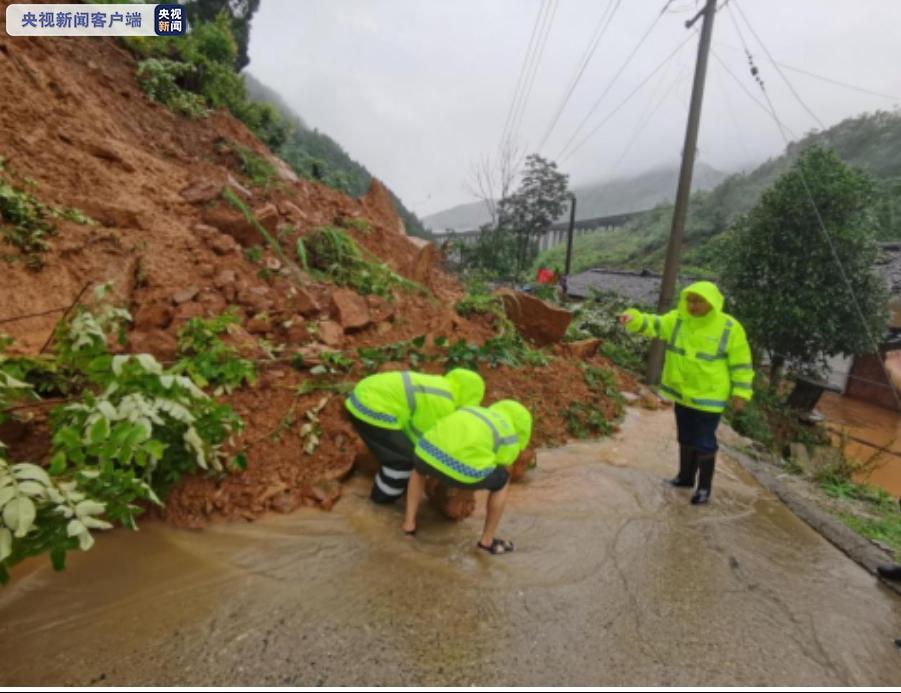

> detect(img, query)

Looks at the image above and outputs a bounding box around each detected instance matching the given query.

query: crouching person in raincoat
[618,281,754,505]
[346,369,485,504]
[402,400,532,555]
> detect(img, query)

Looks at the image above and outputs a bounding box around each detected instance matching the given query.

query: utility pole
[646,0,718,385]
[564,193,577,277]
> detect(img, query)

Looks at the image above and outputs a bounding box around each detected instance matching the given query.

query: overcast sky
[247,0,901,218]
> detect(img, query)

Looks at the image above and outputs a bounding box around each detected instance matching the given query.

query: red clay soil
[0,14,638,527]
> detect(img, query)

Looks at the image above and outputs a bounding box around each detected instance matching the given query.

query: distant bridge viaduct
[431,210,646,253]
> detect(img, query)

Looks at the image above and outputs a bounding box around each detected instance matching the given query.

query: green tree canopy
[498,154,569,273]
[721,145,888,381]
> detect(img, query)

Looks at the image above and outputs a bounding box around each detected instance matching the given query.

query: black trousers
[413,457,510,492]
[351,417,415,503]
[674,403,722,454]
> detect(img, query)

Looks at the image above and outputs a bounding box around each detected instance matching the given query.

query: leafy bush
[0,289,247,582]
[357,336,427,373]
[0,446,113,584]
[563,402,614,439]
[50,354,243,501]
[173,311,257,394]
[439,333,549,371]
[0,165,94,269]
[566,290,649,372]
[136,58,208,118]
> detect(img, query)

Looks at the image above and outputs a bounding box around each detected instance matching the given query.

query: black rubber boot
[877,564,901,582]
[691,452,716,505]
[669,445,698,487]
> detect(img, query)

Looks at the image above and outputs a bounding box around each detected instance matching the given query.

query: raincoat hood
[446,368,486,408]
[679,281,724,321]
[489,399,533,452]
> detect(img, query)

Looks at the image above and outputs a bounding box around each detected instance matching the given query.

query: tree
[498,154,569,274]
[466,140,525,230]
[721,146,889,388]
[186,0,261,70]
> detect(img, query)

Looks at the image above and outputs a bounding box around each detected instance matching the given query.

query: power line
[508,0,560,151]
[713,55,753,164]
[715,41,901,103]
[612,66,691,173]
[730,0,826,130]
[536,0,622,154]
[712,49,798,140]
[498,0,549,152]
[561,30,697,163]
[729,9,901,415]
[556,0,676,161]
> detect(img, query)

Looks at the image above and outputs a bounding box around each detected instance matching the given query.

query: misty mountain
[422,162,728,232]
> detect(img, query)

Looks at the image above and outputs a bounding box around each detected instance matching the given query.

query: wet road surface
[1,408,900,686]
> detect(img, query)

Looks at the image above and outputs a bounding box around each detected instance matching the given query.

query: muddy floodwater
[1,408,900,686]
[819,392,901,498]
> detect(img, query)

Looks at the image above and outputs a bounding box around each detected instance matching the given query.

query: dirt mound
[0,21,633,527]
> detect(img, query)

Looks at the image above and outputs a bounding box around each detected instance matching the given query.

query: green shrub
[136,58,208,118]
[173,311,257,394]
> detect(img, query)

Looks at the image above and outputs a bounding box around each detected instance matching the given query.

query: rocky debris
[407,242,439,285]
[201,206,259,247]
[293,343,340,367]
[278,200,308,222]
[132,302,173,331]
[180,179,224,204]
[127,329,178,361]
[226,173,253,199]
[254,203,280,233]
[510,448,536,483]
[73,199,144,229]
[330,288,371,331]
[496,289,573,347]
[172,301,205,326]
[562,338,602,359]
[366,295,395,323]
[196,289,228,316]
[284,317,308,343]
[305,480,342,511]
[82,140,136,172]
[246,315,272,335]
[270,489,303,514]
[425,479,475,521]
[317,320,345,347]
[210,233,240,256]
[172,286,200,305]
[238,285,275,313]
[290,287,321,317]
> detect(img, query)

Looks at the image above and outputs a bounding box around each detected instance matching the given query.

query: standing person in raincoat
[618,281,754,504]
[346,369,485,504]
[403,399,532,555]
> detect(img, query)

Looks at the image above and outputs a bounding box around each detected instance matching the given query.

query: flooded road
[1,408,900,686]
[819,392,901,497]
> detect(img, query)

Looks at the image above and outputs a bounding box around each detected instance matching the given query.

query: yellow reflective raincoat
[345,368,485,441]
[624,281,754,413]
[414,400,533,485]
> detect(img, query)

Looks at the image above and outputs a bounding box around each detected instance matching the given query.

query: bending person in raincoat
[618,281,754,504]
[403,399,532,555]
[346,369,485,504]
